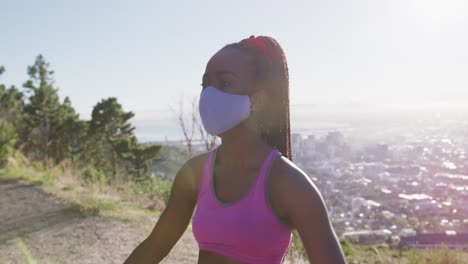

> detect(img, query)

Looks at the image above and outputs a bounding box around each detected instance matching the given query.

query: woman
[124,36,346,263]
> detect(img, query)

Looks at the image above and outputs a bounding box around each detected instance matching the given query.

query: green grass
[14,236,37,264]
[339,243,468,264]
[404,245,468,264]
[287,221,468,263]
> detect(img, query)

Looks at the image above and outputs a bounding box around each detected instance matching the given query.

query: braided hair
[222,35,292,161]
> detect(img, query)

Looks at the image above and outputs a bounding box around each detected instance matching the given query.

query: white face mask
[198,86,251,136]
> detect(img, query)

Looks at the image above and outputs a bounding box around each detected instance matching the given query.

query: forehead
[204,47,255,76]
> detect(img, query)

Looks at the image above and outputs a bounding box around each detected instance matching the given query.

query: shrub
[82,167,108,184]
[0,120,16,166]
[340,239,354,257]
[136,176,172,204]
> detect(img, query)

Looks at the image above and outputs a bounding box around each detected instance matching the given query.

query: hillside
[0,177,198,264]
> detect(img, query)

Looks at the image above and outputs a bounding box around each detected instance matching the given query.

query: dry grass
[0,154,163,226]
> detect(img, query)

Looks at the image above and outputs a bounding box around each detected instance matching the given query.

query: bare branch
[173,96,194,157]
[193,98,217,151]
[173,96,217,156]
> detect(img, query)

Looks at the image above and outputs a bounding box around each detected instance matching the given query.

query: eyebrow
[216,71,239,78]
[203,71,239,80]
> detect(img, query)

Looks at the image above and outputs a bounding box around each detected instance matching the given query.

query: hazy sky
[1,0,467,120]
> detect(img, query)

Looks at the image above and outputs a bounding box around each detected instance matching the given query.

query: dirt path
[0,178,198,264]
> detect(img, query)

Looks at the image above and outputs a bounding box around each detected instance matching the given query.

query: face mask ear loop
[248,88,268,135]
[250,86,268,111]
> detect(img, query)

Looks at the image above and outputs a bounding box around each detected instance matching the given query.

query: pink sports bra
[192,146,292,264]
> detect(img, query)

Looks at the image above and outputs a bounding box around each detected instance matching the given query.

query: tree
[0,67,23,166]
[50,96,86,164]
[0,85,24,125]
[0,67,24,135]
[116,136,162,182]
[89,97,135,182]
[21,55,86,167]
[22,55,63,166]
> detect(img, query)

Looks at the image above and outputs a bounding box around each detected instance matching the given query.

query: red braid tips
[241,35,269,55]
[240,35,283,67]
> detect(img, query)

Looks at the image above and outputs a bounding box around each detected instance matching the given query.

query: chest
[193,192,284,251]
[212,165,260,204]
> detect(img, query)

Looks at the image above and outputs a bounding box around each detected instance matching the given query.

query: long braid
[264,43,294,259]
[223,36,292,161]
[223,36,294,263]
[264,36,292,162]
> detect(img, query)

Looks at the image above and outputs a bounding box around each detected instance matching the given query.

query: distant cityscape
[290,112,468,248]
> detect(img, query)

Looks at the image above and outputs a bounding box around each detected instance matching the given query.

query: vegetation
[0,151,169,224]
[290,234,467,263]
[0,56,162,182]
[0,55,169,227]
[0,120,16,165]
[14,236,37,264]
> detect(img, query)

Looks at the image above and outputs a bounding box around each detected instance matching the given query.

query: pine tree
[89,97,135,183]
[22,55,84,167]
[0,67,24,135]
[22,55,62,166]
[0,67,19,164]
[115,136,162,182]
[50,96,86,164]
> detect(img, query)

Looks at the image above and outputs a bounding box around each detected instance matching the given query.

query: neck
[217,123,272,169]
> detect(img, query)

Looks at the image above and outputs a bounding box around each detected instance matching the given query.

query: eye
[220,80,231,88]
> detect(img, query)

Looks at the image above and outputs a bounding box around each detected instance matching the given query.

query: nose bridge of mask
[209,85,254,96]
[213,85,254,113]
[205,86,253,107]
[210,85,260,111]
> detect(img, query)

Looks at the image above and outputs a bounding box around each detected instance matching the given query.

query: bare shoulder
[270,156,320,195]
[268,156,327,225]
[173,151,211,198]
[269,157,346,263]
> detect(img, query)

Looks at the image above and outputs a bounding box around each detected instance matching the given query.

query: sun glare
[408,0,467,25]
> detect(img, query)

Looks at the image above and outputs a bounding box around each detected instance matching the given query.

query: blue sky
[1,0,467,122]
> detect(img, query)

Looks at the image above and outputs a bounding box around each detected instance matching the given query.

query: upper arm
[145,157,202,261]
[273,159,347,263]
